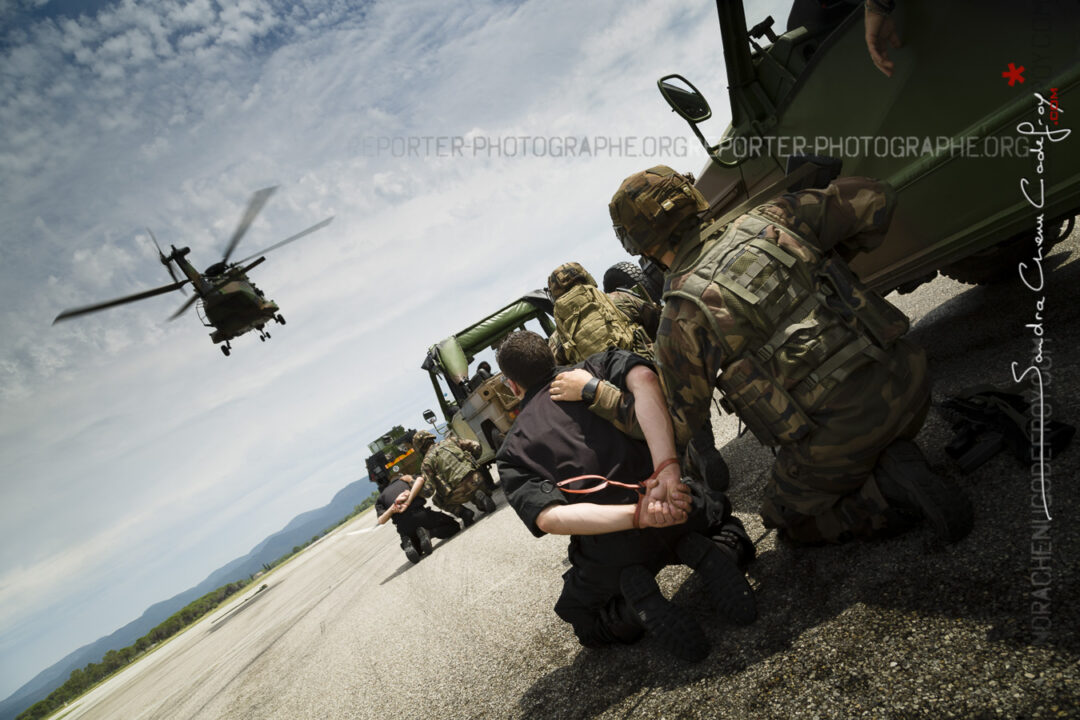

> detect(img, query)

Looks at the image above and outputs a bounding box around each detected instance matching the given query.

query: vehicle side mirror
[423,409,437,425]
[658,74,712,123]
[657,74,738,168]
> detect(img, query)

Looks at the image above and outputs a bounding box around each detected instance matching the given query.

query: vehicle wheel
[941,217,1073,285]
[221,345,230,357]
[603,261,661,303]
[276,314,286,325]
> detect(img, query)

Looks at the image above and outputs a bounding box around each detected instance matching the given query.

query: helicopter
[52,186,333,356]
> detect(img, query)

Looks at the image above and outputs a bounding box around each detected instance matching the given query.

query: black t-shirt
[496,349,698,571]
[375,478,426,526]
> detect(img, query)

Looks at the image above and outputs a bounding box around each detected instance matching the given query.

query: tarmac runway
[50,229,1079,720]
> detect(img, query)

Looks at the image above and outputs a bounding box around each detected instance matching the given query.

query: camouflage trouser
[434,470,484,514]
[760,340,930,544]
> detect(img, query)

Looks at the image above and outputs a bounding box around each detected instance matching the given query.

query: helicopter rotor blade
[221,186,278,264]
[234,216,334,265]
[168,293,200,321]
[53,280,189,324]
[147,227,185,294]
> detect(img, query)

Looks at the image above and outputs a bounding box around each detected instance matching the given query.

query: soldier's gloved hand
[550,368,593,402]
[646,462,692,514]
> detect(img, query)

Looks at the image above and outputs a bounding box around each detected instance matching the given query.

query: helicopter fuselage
[52,187,329,356]
[202,273,279,343]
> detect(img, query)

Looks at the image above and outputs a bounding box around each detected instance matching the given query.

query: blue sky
[0,0,792,699]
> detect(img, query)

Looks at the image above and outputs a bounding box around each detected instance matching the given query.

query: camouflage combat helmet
[413,430,436,454]
[609,165,708,259]
[548,262,598,300]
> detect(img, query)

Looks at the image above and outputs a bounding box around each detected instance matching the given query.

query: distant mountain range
[0,476,377,720]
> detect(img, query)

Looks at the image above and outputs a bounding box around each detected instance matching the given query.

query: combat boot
[875,440,973,543]
[416,526,433,556]
[712,523,756,571]
[619,565,709,662]
[675,533,757,625]
[473,490,496,514]
[456,506,476,527]
[401,536,421,564]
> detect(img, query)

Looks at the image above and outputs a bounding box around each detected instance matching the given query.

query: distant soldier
[375,474,461,563]
[469,360,493,389]
[413,430,497,526]
[548,261,730,492]
[609,165,973,545]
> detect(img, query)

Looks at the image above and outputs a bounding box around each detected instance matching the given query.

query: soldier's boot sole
[403,541,421,564]
[473,491,496,514]
[416,527,433,556]
[877,440,974,543]
[619,565,709,663]
[675,533,757,626]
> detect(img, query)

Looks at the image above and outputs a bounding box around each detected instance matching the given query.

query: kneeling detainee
[494,330,756,662]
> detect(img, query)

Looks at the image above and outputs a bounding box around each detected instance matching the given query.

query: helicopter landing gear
[258,329,271,341]
[275,314,286,325]
[221,343,232,357]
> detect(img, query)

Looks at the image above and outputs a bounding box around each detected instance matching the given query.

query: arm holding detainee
[550,360,690,518]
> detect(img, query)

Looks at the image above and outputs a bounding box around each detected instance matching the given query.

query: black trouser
[554,485,751,647]
[555,563,648,647]
[395,508,460,547]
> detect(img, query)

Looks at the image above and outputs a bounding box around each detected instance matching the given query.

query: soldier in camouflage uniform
[548,262,731,491]
[546,262,657,365]
[608,165,973,545]
[413,430,497,527]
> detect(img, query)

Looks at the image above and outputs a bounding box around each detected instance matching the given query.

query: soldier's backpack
[553,284,644,363]
[426,438,479,498]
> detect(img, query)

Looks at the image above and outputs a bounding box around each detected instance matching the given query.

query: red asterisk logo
[1002,63,1026,86]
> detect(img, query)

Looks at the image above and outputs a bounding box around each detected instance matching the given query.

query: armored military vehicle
[364,426,422,488]
[422,291,555,464]
[658,0,1078,291]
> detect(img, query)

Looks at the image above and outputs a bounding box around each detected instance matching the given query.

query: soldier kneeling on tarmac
[548,261,732,494]
[375,473,461,564]
[608,165,974,545]
[413,430,497,527]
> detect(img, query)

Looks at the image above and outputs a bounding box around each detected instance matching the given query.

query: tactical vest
[553,284,650,363]
[663,211,910,447]
[426,439,478,498]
